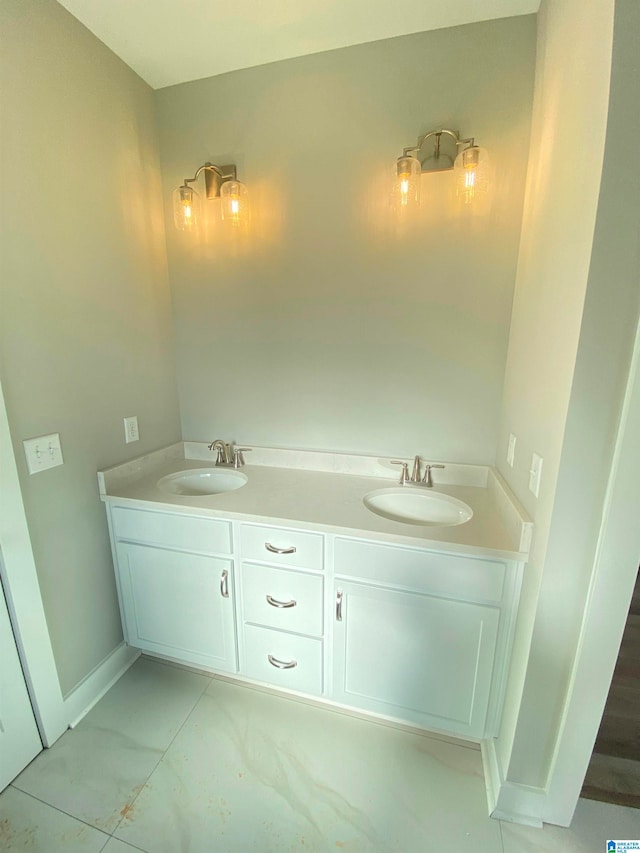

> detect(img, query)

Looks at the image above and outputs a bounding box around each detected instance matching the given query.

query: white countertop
[98,443,532,561]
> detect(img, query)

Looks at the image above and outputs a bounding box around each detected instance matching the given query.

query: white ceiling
[56,0,540,90]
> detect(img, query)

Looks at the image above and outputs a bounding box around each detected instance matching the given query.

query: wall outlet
[23,433,64,474]
[124,416,139,444]
[529,452,543,497]
[507,433,517,467]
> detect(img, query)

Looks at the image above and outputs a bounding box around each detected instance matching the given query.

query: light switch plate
[507,433,517,467]
[23,433,64,474]
[529,452,543,497]
[124,416,139,443]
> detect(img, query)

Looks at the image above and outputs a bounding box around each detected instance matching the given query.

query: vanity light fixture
[173,162,250,231]
[393,128,488,209]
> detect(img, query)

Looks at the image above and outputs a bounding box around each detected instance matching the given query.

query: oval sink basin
[363,488,473,527]
[157,468,248,496]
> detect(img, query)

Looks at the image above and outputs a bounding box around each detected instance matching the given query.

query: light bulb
[392,155,421,212]
[454,146,489,205]
[173,185,199,231]
[221,180,250,228]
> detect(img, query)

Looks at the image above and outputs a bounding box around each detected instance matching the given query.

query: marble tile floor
[1,656,639,852]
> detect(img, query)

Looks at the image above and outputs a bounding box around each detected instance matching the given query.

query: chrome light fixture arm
[180,162,238,200]
[182,163,221,185]
[402,128,477,173]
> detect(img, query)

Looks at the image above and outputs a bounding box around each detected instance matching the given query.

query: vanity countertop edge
[98,442,532,562]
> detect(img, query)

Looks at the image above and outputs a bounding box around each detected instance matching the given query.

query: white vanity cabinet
[331,537,515,739]
[109,506,238,674]
[238,524,325,697]
[104,499,523,742]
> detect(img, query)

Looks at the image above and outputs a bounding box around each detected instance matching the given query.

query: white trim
[491,782,546,827]
[481,739,502,815]
[481,738,503,816]
[481,739,545,827]
[482,316,640,828]
[63,642,140,728]
[0,381,66,747]
[542,315,640,826]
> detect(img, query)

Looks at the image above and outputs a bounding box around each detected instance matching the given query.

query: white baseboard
[481,738,503,815]
[481,738,546,828]
[63,643,140,728]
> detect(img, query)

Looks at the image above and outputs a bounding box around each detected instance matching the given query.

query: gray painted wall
[0,0,181,695]
[156,17,536,462]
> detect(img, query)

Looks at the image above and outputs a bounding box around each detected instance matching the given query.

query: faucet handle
[390,460,410,485]
[232,447,252,468]
[421,463,445,487]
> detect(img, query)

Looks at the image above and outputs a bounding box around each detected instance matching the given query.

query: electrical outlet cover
[124,416,139,443]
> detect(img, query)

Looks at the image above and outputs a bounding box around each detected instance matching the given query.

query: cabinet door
[115,543,237,674]
[332,582,499,738]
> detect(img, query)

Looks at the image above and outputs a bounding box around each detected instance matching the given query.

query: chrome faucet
[391,456,445,487]
[208,439,231,465]
[207,440,252,468]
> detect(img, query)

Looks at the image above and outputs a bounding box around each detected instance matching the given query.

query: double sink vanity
[98,441,531,743]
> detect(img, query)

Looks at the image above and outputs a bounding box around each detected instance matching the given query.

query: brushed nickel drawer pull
[266,595,297,609]
[265,543,297,555]
[267,654,297,670]
[336,589,343,622]
[220,569,229,598]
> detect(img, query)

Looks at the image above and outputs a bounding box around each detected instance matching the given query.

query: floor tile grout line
[498,818,507,853]
[9,658,213,849]
[99,833,150,853]
[9,660,214,849]
[109,670,214,840]
[8,783,112,841]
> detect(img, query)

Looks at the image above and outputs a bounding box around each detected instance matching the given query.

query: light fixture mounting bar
[183,162,238,198]
[404,128,476,174]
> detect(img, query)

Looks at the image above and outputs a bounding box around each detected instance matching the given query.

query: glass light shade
[454,146,489,205]
[173,185,200,231]
[220,179,250,228]
[392,155,421,211]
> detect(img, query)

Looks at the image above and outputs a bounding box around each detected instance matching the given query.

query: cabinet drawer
[240,524,323,570]
[241,563,323,636]
[334,538,505,604]
[243,625,323,696]
[112,507,231,555]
